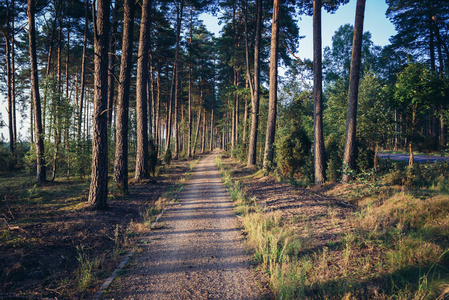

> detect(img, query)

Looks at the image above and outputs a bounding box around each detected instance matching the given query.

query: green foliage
[163,149,172,165]
[276,125,312,180]
[148,139,158,176]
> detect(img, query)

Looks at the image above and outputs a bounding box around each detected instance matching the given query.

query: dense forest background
[0,0,448,206]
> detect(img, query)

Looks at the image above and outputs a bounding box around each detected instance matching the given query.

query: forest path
[103,153,261,299]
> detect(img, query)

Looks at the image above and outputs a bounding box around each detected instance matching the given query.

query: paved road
[377,153,449,164]
[104,154,261,299]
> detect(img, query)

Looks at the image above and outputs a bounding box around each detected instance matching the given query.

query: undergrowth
[216,154,449,299]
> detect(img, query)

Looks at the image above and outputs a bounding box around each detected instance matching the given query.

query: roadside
[216,154,449,299]
[378,153,449,164]
[0,159,193,298]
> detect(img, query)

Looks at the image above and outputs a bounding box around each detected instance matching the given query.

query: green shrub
[277,125,311,179]
[163,149,172,165]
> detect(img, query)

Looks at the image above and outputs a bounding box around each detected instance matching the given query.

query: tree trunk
[135,0,151,180]
[114,0,134,194]
[188,6,193,157]
[201,109,206,153]
[263,0,280,170]
[28,0,46,183]
[78,0,89,144]
[88,0,110,209]
[173,0,184,160]
[210,59,215,152]
[313,0,326,185]
[193,109,202,156]
[107,1,118,126]
[342,0,365,182]
[247,0,262,166]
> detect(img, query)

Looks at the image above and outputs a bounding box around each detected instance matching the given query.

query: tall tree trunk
[188,6,193,157]
[201,109,206,153]
[165,65,175,154]
[107,1,118,126]
[5,32,13,153]
[78,0,89,144]
[88,0,110,209]
[342,0,366,182]
[11,3,16,149]
[313,0,326,184]
[193,108,202,156]
[135,0,151,180]
[114,0,134,194]
[263,0,280,170]
[210,59,215,152]
[28,0,46,183]
[173,0,184,160]
[247,0,262,166]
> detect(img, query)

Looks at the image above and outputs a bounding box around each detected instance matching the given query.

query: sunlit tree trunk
[342,0,366,182]
[114,0,134,194]
[28,0,46,183]
[263,0,280,170]
[313,0,326,184]
[135,0,151,179]
[247,0,262,166]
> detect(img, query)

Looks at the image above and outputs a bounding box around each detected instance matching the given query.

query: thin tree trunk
[313,0,326,184]
[247,0,262,166]
[114,0,134,194]
[342,0,366,182]
[263,0,280,170]
[210,59,215,152]
[135,0,151,179]
[78,0,89,144]
[88,0,110,209]
[188,6,193,157]
[28,0,46,183]
[201,109,206,153]
[173,0,184,159]
[107,1,118,126]
[193,108,202,156]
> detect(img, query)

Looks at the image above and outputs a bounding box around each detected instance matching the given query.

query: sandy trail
[104,154,261,299]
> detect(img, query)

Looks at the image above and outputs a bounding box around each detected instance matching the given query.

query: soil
[0,160,191,299]
[103,154,263,299]
[225,157,354,263]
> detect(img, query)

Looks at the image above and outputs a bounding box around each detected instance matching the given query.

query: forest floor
[0,158,194,299]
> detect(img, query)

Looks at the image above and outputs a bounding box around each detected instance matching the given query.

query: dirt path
[104,154,261,299]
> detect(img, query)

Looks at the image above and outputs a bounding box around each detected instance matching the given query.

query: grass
[215,154,449,299]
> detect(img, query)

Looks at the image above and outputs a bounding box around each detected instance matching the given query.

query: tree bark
[188,6,193,157]
[114,0,134,194]
[173,0,184,160]
[313,0,326,184]
[88,0,110,209]
[342,0,366,182]
[135,0,151,180]
[28,0,46,183]
[107,1,118,126]
[247,0,262,166]
[263,0,280,170]
[78,0,89,144]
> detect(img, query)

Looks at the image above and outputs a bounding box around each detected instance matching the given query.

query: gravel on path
[103,154,261,300]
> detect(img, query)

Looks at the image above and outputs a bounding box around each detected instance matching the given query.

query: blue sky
[200,0,397,60]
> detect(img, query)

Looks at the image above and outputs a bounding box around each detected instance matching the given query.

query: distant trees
[3,0,449,196]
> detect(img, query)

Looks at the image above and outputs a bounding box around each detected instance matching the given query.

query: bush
[325,134,343,182]
[163,149,172,165]
[276,125,312,179]
[148,139,158,176]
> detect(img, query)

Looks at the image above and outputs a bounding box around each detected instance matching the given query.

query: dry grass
[216,154,449,299]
